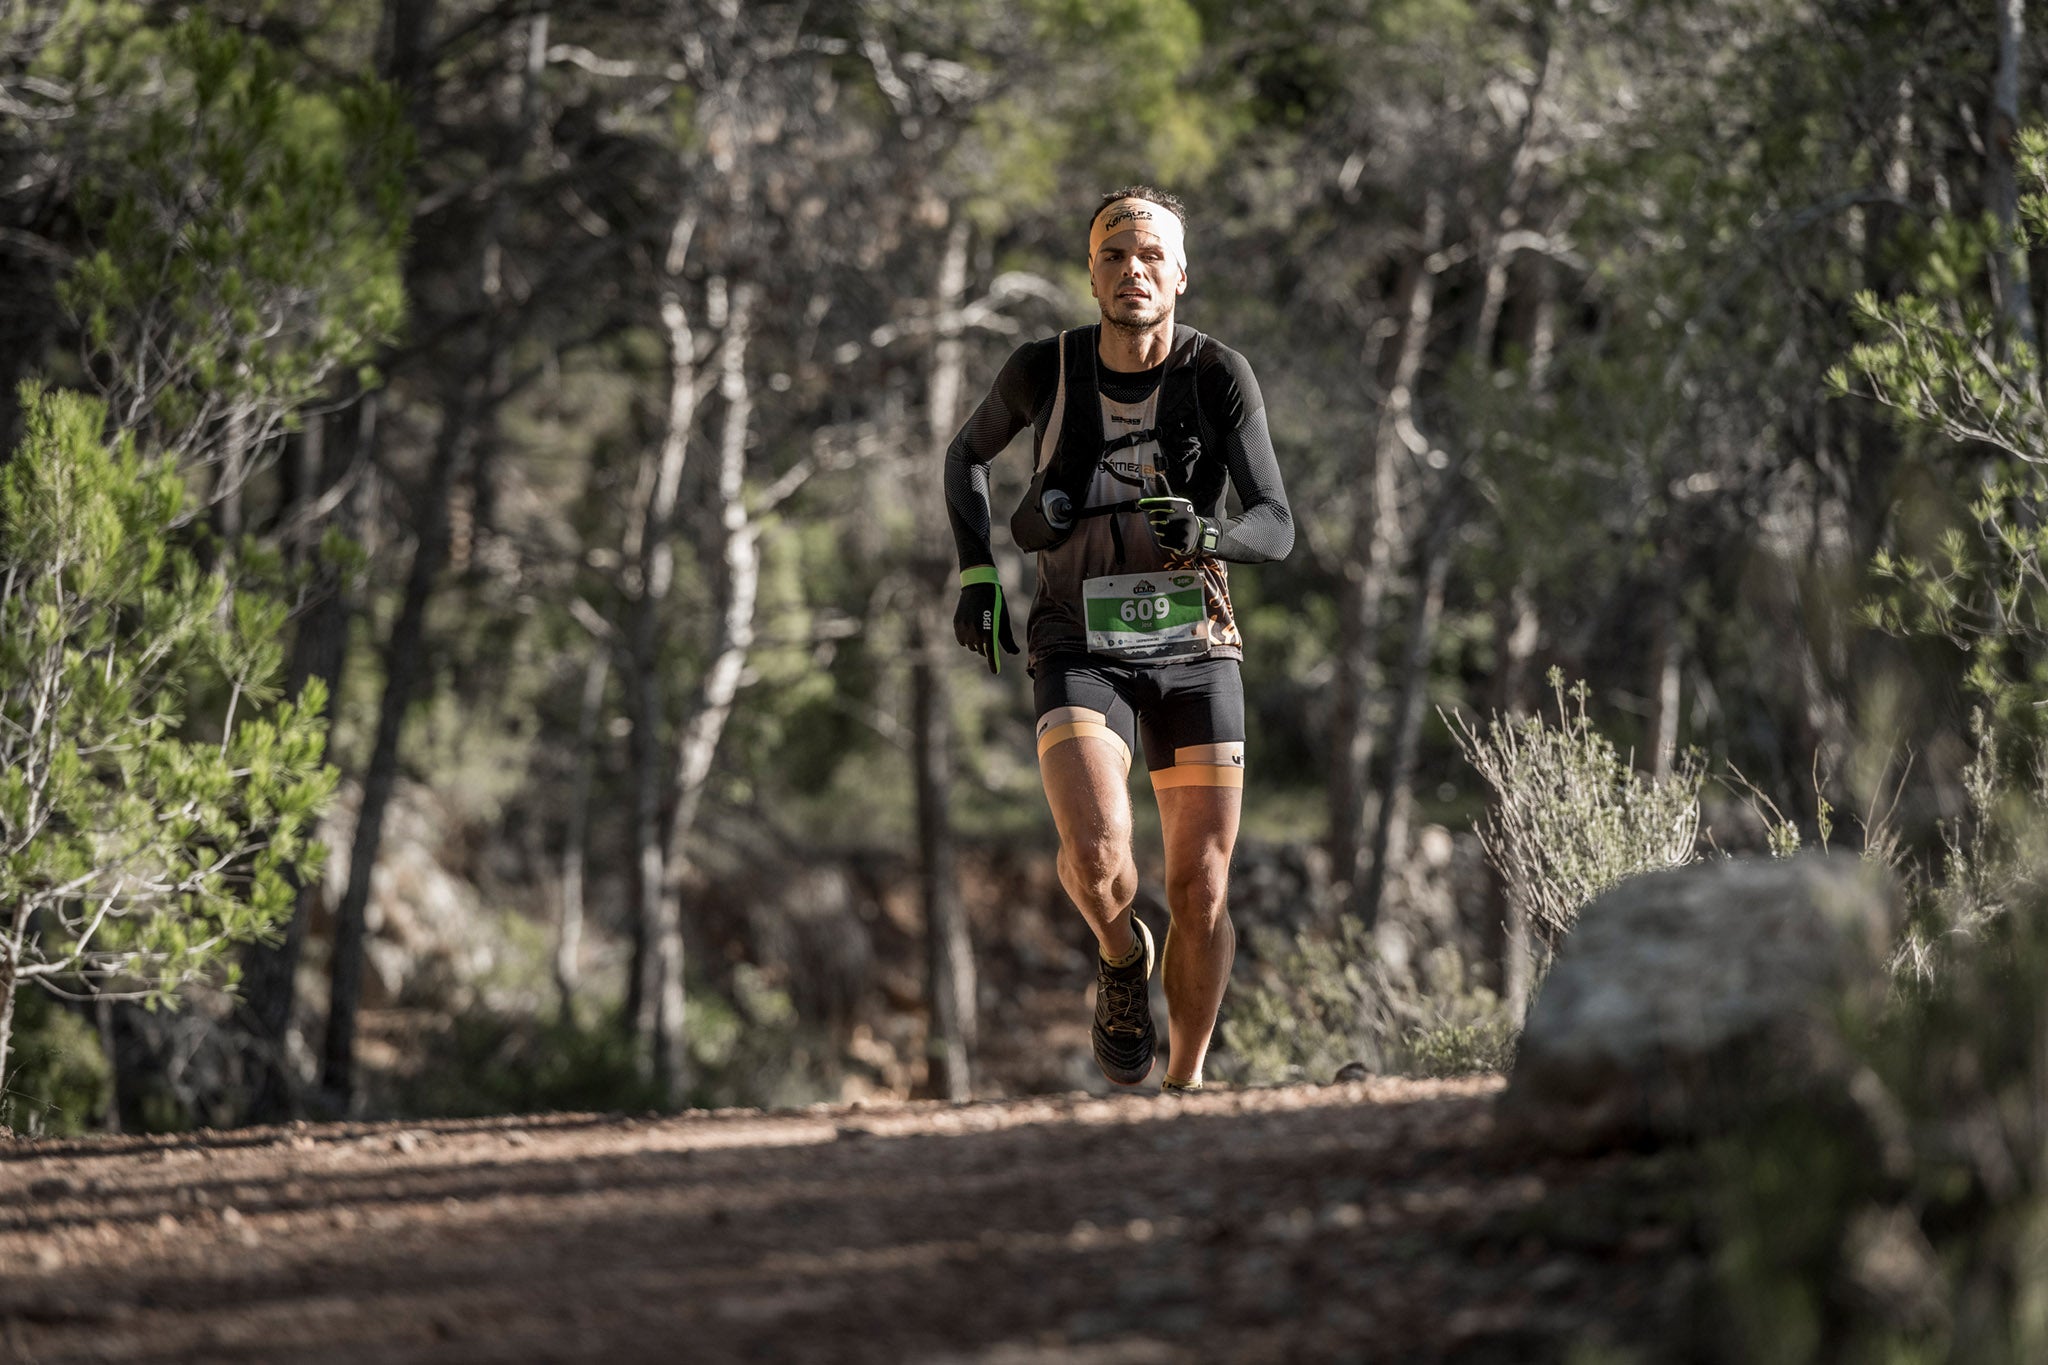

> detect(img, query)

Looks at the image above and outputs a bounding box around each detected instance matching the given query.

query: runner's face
[1090,230,1186,330]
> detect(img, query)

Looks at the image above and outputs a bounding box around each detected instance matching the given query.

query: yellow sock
[1101,927,1144,968]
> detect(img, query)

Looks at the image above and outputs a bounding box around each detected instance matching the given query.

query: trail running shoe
[1092,915,1156,1085]
[1160,1076,1204,1096]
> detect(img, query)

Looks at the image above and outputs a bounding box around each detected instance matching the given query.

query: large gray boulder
[1499,853,1899,1151]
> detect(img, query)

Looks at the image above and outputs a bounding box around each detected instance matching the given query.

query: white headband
[1089,197,1187,273]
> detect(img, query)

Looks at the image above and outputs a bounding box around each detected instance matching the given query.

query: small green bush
[1707,715,2048,1363]
[389,1006,665,1119]
[1889,717,2048,987]
[1714,872,2048,1364]
[2,992,111,1136]
[1221,916,1515,1084]
[385,964,827,1118]
[1405,1014,1521,1078]
[0,386,335,1095]
[1224,670,1707,1087]
[1448,670,1703,952]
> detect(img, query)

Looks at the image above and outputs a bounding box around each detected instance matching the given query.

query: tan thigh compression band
[1036,705,1132,770]
[1150,741,1245,790]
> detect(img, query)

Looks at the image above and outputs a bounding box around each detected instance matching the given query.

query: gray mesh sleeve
[944,343,1043,570]
[1197,349,1292,564]
[1212,407,1292,563]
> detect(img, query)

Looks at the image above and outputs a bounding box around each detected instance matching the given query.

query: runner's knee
[1060,830,1137,908]
[1164,865,1229,928]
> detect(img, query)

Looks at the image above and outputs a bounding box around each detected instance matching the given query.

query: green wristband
[960,566,1000,587]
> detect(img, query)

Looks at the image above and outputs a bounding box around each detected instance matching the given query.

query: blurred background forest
[1,0,2039,1133]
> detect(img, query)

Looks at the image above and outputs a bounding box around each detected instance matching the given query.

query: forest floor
[0,1075,1709,1364]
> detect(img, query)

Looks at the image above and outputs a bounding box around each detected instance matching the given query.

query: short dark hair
[1090,185,1188,235]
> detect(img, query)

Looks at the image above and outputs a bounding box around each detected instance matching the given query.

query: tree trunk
[1646,563,1683,778]
[1352,142,1531,921]
[1441,29,1548,994]
[1841,77,1916,566]
[241,393,374,1123]
[1326,568,1382,899]
[320,387,475,1110]
[1359,519,1453,925]
[317,0,514,1114]
[95,998,119,1132]
[377,0,440,111]
[912,606,974,1100]
[1990,0,2034,350]
[651,280,760,1107]
[1490,575,1540,1018]
[1492,576,1540,719]
[661,288,757,851]
[917,215,976,1101]
[624,608,665,1052]
[1469,13,1554,360]
[556,650,607,1022]
[1328,192,1443,895]
[0,950,16,1102]
[212,408,248,551]
[624,210,698,1055]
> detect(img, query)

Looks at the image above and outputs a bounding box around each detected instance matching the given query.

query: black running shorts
[1031,652,1245,789]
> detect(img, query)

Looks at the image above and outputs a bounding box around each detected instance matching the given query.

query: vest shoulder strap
[1045,326,1208,499]
[1155,329,1207,495]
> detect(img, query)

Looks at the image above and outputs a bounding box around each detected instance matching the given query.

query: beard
[1099,292,1173,332]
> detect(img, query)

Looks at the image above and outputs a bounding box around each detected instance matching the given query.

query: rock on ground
[1500,853,1898,1153]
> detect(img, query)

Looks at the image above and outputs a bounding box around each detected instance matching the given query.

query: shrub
[1221,917,1515,1084]
[1220,672,1696,1085]
[1888,717,2048,987]
[1714,860,2048,1364]
[1709,124,2048,1362]
[0,386,336,1095]
[1,992,111,1137]
[1447,670,1703,951]
[382,965,823,1117]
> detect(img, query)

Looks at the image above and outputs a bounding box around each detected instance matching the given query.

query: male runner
[944,186,1293,1092]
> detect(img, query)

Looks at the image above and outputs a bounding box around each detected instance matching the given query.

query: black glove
[954,566,1018,674]
[1140,496,1218,558]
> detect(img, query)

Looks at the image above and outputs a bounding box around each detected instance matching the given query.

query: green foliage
[1832,217,2039,469]
[0,385,337,1088]
[1846,128,2048,727]
[388,1006,666,1119]
[1405,1013,1521,1079]
[388,963,823,1118]
[1,991,111,1137]
[1448,671,1703,950]
[686,962,840,1111]
[1709,122,2048,1363]
[1714,845,2048,1364]
[20,0,2018,1136]
[1222,916,1514,1084]
[1888,716,2048,986]
[48,10,409,467]
[952,0,1233,230]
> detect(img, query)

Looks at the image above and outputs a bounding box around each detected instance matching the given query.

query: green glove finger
[960,566,1008,674]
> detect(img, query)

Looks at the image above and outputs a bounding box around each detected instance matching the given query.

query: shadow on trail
[0,1109,629,1164]
[0,1087,1708,1364]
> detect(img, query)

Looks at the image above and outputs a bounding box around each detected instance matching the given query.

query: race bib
[1083,571,1209,661]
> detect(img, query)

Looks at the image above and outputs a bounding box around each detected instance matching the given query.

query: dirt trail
[0,1077,1702,1363]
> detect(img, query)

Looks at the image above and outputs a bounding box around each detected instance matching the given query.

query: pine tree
[0,385,335,1100]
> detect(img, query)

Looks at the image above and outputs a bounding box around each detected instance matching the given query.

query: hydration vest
[1009,325,1216,553]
